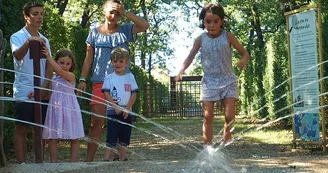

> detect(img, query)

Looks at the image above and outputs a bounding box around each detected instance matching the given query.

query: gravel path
[2,118,328,172]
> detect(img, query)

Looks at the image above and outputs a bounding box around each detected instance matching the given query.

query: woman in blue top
[77,0,149,162]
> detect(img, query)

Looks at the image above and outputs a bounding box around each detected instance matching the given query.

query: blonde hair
[111,47,129,61]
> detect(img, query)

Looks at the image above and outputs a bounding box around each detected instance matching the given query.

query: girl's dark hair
[55,48,76,72]
[23,2,43,17]
[199,3,226,29]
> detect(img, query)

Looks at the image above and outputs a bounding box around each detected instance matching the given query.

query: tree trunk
[251,2,267,117]
[56,0,69,16]
[140,0,148,70]
[251,4,264,48]
[148,54,152,75]
[141,51,146,69]
[130,46,135,64]
[80,7,90,29]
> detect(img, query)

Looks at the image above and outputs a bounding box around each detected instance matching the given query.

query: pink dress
[42,75,85,139]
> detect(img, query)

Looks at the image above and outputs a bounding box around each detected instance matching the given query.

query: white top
[200,31,237,90]
[10,27,51,99]
[101,72,139,110]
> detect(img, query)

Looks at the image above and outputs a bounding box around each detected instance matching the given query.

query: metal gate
[145,76,224,117]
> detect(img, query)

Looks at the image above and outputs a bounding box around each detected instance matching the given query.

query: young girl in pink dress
[42,48,85,163]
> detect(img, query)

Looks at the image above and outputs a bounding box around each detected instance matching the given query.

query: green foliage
[264,32,290,121]
[3,118,15,156]
[189,54,203,76]
[317,0,328,128]
[130,64,152,115]
[152,83,170,113]
[263,39,276,119]
[41,3,68,53]
[130,64,172,117]
[271,32,290,120]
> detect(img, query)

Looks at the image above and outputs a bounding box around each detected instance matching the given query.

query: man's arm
[11,36,46,61]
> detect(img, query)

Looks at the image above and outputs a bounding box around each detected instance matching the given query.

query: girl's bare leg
[86,104,106,162]
[70,139,79,162]
[47,139,58,163]
[202,101,215,144]
[223,98,236,142]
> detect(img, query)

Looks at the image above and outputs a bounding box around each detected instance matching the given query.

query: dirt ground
[4,118,328,173]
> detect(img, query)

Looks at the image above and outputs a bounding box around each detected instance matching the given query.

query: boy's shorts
[15,100,48,125]
[90,82,106,105]
[106,109,132,147]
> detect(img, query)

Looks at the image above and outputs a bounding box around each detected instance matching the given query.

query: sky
[166,10,203,76]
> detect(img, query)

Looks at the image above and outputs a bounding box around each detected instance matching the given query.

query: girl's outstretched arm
[176,35,202,81]
[227,32,250,69]
[42,47,75,84]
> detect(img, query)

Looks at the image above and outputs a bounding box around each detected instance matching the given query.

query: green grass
[242,129,292,144]
[133,117,293,145]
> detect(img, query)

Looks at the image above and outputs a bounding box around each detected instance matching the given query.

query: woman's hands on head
[109,1,125,16]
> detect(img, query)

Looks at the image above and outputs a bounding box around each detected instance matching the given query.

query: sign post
[285,4,326,152]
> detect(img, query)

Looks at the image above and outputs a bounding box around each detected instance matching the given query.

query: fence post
[29,40,45,163]
[170,77,177,112]
[0,29,7,167]
[142,82,151,117]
